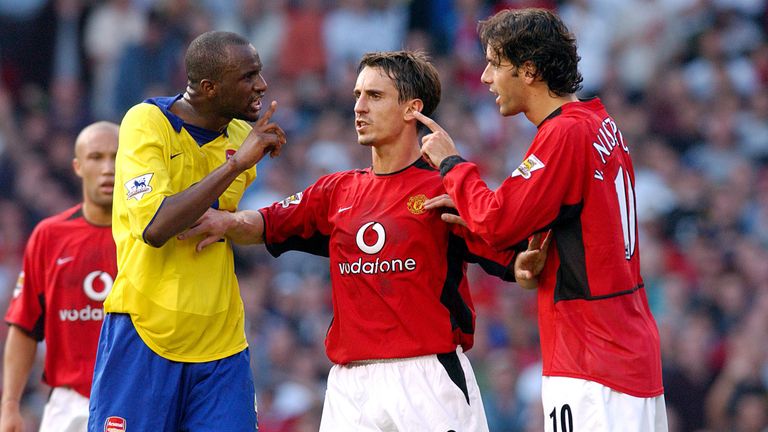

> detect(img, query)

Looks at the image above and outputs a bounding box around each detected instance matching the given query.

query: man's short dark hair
[478,8,583,96]
[185,31,251,84]
[357,50,441,117]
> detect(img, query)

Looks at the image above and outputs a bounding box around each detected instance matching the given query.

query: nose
[354,95,367,114]
[254,73,267,92]
[481,64,493,85]
[104,156,116,175]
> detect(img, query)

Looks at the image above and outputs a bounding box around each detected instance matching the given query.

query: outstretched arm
[144,102,286,247]
[0,326,37,432]
[178,208,265,252]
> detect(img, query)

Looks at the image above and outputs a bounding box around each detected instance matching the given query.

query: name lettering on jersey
[125,173,153,200]
[592,117,628,165]
[279,192,303,208]
[12,271,23,298]
[407,194,427,215]
[338,221,417,275]
[511,154,544,179]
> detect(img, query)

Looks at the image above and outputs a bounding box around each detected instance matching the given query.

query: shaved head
[185,31,253,84]
[75,121,119,159]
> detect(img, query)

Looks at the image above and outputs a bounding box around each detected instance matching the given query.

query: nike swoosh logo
[337,206,353,213]
[56,257,74,265]
[170,153,182,159]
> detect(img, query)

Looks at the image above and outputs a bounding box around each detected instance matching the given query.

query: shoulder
[226,119,253,144]
[30,205,83,238]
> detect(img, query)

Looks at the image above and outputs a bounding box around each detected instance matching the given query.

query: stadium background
[0,0,766,431]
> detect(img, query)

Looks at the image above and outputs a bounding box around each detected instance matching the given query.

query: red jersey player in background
[418,8,667,432]
[180,50,549,431]
[1,121,118,432]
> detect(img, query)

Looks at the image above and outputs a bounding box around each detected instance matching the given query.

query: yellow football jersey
[107,97,256,362]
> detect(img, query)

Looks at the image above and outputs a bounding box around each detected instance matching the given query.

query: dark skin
[142,43,286,247]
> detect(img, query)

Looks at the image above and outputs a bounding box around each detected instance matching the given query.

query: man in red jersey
[180,50,549,431]
[418,8,667,432]
[1,122,118,432]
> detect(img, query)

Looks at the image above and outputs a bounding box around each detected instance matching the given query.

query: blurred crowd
[0,0,767,431]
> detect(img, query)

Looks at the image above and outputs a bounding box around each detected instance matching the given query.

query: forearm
[2,326,37,403]
[227,210,265,245]
[144,158,246,247]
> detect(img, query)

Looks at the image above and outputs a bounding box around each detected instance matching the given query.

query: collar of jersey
[144,94,229,146]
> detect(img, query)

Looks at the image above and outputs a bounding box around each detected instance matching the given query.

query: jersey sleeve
[443,123,586,250]
[116,105,175,242]
[4,225,46,340]
[451,224,520,281]
[260,175,335,257]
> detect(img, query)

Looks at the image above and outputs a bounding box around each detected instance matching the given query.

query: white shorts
[541,376,668,432]
[320,347,489,432]
[39,387,89,432]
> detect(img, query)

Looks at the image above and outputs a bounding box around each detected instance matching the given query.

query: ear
[199,79,217,97]
[521,61,538,84]
[404,99,424,121]
[73,157,84,179]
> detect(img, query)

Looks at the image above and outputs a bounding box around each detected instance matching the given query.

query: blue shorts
[88,313,257,432]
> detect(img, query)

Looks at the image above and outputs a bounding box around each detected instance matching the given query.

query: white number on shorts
[549,404,573,432]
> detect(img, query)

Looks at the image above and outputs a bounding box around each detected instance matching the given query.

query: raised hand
[412,110,460,169]
[229,100,287,171]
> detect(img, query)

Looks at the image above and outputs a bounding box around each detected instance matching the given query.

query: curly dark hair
[478,8,583,96]
[357,50,441,118]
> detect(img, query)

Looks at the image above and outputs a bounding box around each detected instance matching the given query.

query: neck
[82,201,111,226]
[525,88,579,126]
[371,137,422,174]
[173,91,229,131]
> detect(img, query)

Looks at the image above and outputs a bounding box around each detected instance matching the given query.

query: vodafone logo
[84,271,113,301]
[355,222,385,254]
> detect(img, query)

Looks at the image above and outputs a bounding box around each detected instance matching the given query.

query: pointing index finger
[412,110,444,133]
[256,100,277,126]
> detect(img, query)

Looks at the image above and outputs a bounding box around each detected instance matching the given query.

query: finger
[528,232,544,250]
[421,153,437,169]
[441,213,467,227]
[256,100,278,126]
[424,194,455,209]
[540,230,553,252]
[412,110,445,133]
[196,236,221,252]
[178,224,203,240]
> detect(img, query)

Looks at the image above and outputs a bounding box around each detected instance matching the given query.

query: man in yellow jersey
[87,31,285,432]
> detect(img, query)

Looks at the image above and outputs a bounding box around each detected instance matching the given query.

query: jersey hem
[129,314,249,363]
[543,371,664,398]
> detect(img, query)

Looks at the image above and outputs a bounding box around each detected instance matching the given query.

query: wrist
[439,155,466,177]
[1,399,20,405]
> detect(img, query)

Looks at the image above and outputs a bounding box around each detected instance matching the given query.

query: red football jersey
[443,98,663,397]
[5,204,117,398]
[261,159,517,364]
